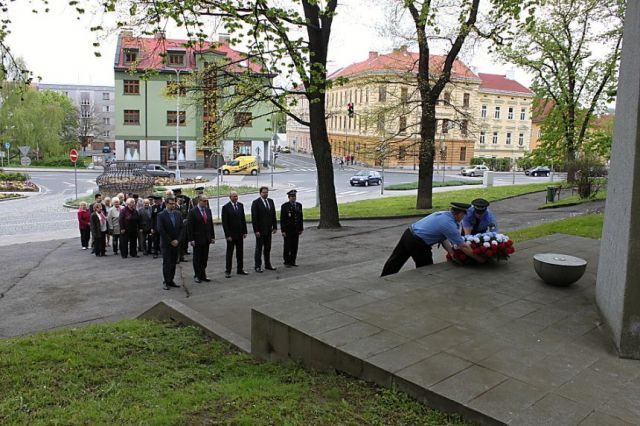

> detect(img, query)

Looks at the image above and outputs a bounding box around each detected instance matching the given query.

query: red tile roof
[114,35,262,73]
[328,48,479,80]
[531,99,555,122]
[478,73,533,95]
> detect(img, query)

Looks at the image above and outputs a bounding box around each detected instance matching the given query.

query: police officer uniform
[380,202,470,276]
[280,189,304,267]
[150,195,165,258]
[462,198,499,235]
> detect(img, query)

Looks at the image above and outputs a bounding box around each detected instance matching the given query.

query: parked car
[350,170,382,186]
[101,144,111,153]
[280,147,291,153]
[460,165,489,177]
[525,166,551,177]
[143,164,176,178]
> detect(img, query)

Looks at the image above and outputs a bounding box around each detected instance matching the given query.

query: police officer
[380,202,476,276]
[280,189,303,267]
[462,198,499,235]
[150,195,164,258]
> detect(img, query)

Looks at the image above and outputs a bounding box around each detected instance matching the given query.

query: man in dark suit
[221,191,249,278]
[280,189,304,267]
[187,194,215,283]
[251,186,277,273]
[150,195,164,258]
[157,196,183,290]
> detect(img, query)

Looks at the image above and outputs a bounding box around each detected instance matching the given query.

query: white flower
[483,242,491,248]
[483,235,491,242]
[474,237,480,244]
[491,240,498,246]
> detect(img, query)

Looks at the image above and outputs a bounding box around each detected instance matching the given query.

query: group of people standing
[77,185,304,290]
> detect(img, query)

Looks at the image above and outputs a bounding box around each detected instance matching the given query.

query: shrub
[566,157,607,199]
[470,157,512,171]
[31,155,90,168]
[0,171,30,181]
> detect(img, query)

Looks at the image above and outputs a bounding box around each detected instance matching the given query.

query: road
[0,154,563,245]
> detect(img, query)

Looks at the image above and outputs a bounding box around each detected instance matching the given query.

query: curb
[0,194,28,202]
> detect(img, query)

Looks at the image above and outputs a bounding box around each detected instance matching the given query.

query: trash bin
[546,186,558,203]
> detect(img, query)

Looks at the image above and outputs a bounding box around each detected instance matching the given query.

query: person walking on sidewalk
[280,189,303,267]
[380,202,475,276]
[251,186,277,273]
[157,196,183,290]
[188,195,215,283]
[221,191,249,278]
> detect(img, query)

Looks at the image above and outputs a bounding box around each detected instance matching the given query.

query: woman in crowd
[108,197,123,255]
[90,202,108,257]
[77,201,91,250]
[103,196,112,247]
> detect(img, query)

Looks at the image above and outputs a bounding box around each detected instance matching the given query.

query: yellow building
[474,73,534,162]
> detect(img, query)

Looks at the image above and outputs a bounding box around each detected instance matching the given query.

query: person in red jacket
[77,201,91,250]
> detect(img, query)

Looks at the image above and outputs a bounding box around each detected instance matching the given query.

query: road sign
[0,151,5,158]
[20,157,31,166]
[18,146,30,156]
[4,142,10,149]
[70,149,79,163]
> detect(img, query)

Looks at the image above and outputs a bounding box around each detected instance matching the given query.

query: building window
[359,88,363,103]
[460,120,468,136]
[103,118,110,125]
[492,132,498,144]
[520,108,526,120]
[124,49,138,64]
[81,109,91,119]
[398,147,406,160]
[442,119,449,134]
[481,105,487,118]
[365,88,369,103]
[459,146,467,162]
[234,112,252,127]
[508,107,514,120]
[519,133,524,146]
[494,106,501,119]
[463,93,470,108]
[168,53,185,66]
[102,131,110,137]
[399,116,407,134]
[379,86,386,102]
[124,109,140,125]
[506,132,512,144]
[443,92,451,105]
[401,87,408,104]
[167,111,186,126]
[166,81,186,96]
[479,131,485,144]
[102,92,110,100]
[103,105,111,112]
[123,80,140,95]
[80,96,90,106]
[377,114,385,131]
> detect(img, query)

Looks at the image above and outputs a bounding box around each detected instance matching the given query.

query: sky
[5,0,530,88]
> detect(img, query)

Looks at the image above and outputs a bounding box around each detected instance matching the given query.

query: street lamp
[255,146,261,188]
[174,69,183,180]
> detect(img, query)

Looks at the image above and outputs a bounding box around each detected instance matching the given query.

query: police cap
[287,189,297,196]
[471,198,489,212]
[450,202,471,212]
[172,188,182,193]
[194,186,205,193]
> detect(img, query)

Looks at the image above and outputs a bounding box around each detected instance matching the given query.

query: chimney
[368,51,378,60]
[219,34,231,44]
[393,45,408,53]
[119,29,133,39]
[505,69,515,80]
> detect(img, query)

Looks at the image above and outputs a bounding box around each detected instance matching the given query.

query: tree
[495,0,623,177]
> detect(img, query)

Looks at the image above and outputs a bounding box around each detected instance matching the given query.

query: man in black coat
[187,194,215,283]
[251,186,277,273]
[157,196,183,290]
[280,189,304,267]
[150,195,164,258]
[221,191,249,278]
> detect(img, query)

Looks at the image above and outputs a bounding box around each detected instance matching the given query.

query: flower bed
[153,177,208,186]
[447,231,515,264]
[0,180,39,192]
[0,193,22,200]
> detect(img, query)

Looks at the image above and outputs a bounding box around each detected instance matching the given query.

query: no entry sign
[70,149,79,163]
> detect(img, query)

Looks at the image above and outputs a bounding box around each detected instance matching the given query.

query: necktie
[263,199,268,210]
[233,203,238,211]
[170,212,176,227]
[201,208,207,223]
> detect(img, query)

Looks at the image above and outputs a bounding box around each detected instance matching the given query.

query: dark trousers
[283,233,299,265]
[162,244,179,284]
[180,220,188,256]
[80,228,90,248]
[380,228,433,277]
[138,229,149,253]
[254,232,273,268]
[120,231,138,258]
[192,243,210,279]
[94,231,106,256]
[112,234,120,253]
[225,238,244,273]
[151,231,160,254]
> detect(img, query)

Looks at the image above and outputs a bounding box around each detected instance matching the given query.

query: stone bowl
[533,253,587,287]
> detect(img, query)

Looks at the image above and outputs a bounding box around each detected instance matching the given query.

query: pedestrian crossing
[288,166,357,172]
[290,186,368,197]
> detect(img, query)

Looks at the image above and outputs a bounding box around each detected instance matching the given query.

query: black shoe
[194,277,202,283]
[265,266,276,271]
[131,255,139,258]
[255,267,263,273]
[225,272,232,278]
[201,277,211,282]
[163,282,170,290]
[168,282,180,288]
[121,255,128,259]
[237,270,249,275]
[285,264,292,268]
[290,263,298,267]
[153,254,158,259]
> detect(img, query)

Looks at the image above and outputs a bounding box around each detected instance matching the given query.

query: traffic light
[347,102,354,118]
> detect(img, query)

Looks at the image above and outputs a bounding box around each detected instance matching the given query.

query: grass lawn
[509,212,604,242]
[304,182,551,219]
[539,190,606,210]
[385,180,482,191]
[0,320,465,425]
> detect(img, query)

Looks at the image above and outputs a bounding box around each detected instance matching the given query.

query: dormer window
[124,49,138,64]
[168,52,185,66]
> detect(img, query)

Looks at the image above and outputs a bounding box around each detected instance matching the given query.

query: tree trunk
[308,100,341,228]
[416,102,437,209]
